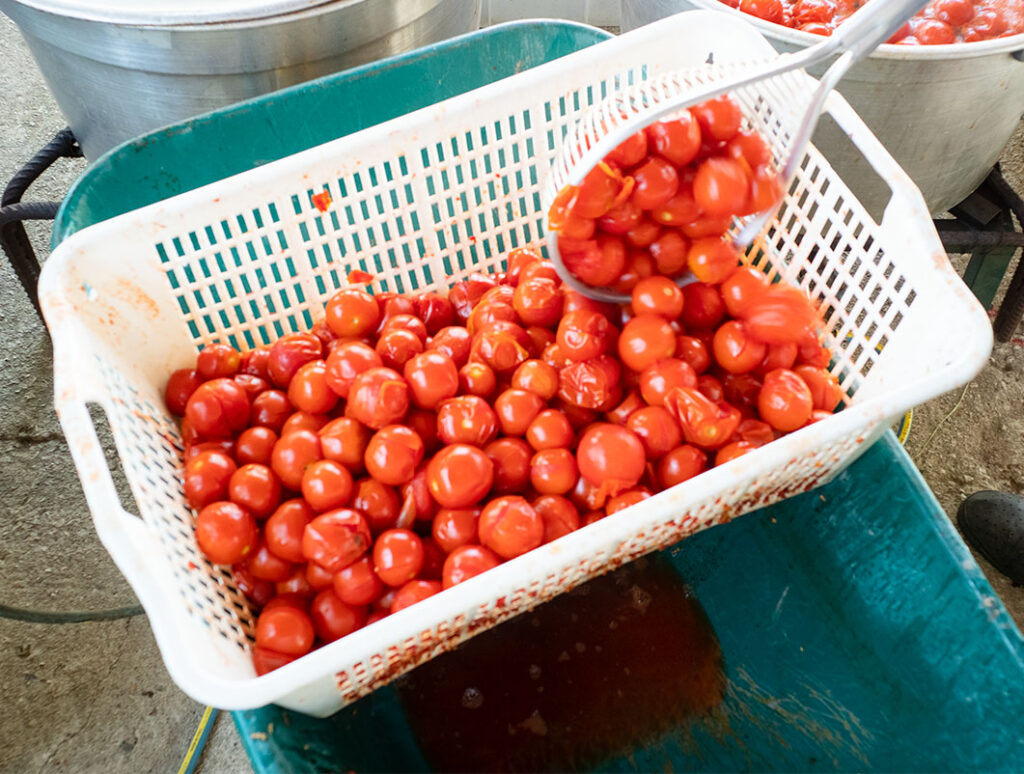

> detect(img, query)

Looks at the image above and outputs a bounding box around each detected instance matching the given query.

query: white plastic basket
[39,11,991,718]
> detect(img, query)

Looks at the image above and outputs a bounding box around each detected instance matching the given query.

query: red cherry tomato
[252,646,297,676]
[436,395,499,447]
[606,389,645,425]
[915,18,956,44]
[530,448,579,495]
[432,508,480,554]
[270,429,322,490]
[281,411,329,436]
[196,343,241,381]
[183,450,237,510]
[606,130,648,168]
[250,389,292,432]
[630,157,679,211]
[576,423,646,495]
[714,321,768,374]
[485,437,533,494]
[721,265,770,317]
[302,508,372,572]
[681,283,726,329]
[675,335,711,374]
[626,219,662,249]
[375,329,424,371]
[256,606,315,656]
[558,356,621,410]
[639,358,698,407]
[402,350,459,410]
[325,341,382,398]
[373,529,425,587]
[618,314,676,373]
[631,276,684,319]
[246,540,293,583]
[442,544,502,588]
[657,445,708,488]
[265,499,314,563]
[240,348,271,380]
[606,488,652,515]
[325,288,380,338]
[513,277,563,328]
[229,463,282,519]
[391,579,442,612]
[185,378,250,439]
[232,564,275,609]
[511,359,559,401]
[267,333,322,387]
[195,501,259,565]
[758,368,814,431]
[364,425,424,486]
[458,361,498,398]
[333,556,384,607]
[426,444,495,508]
[381,313,428,343]
[650,186,702,227]
[732,418,776,447]
[794,365,842,411]
[648,113,702,167]
[649,231,690,276]
[350,477,401,534]
[345,367,409,429]
[310,589,367,643]
[697,374,725,403]
[166,368,203,416]
[739,285,819,345]
[692,96,744,142]
[572,162,626,219]
[478,496,545,559]
[688,238,740,285]
[693,157,750,218]
[494,388,545,436]
[301,460,354,511]
[319,417,369,472]
[599,199,643,235]
[427,326,472,367]
[560,236,627,289]
[236,427,278,466]
[627,406,683,459]
[533,495,581,543]
[413,292,455,334]
[524,409,573,452]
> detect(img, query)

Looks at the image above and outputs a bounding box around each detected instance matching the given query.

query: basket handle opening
[84,402,145,521]
[813,111,894,225]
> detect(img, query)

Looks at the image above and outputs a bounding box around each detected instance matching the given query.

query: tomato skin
[325,288,380,338]
[572,162,626,219]
[732,418,776,447]
[301,459,354,512]
[470,322,532,373]
[478,496,544,559]
[256,606,315,656]
[721,265,770,317]
[639,358,698,407]
[229,463,283,519]
[391,579,442,613]
[716,440,758,466]
[241,348,272,380]
[402,351,459,410]
[345,367,410,429]
[605,389,645,425]
[657,445,708,488]
[606,488,652,515]
[631,276,684,319]
[697,374,725,403]
[525,409,574,452]
[235,427,278,466]
[281,411,329,437]
[436,396,499,447]
[618,314,676,373]
[494,388,545,437]
[364,425,424,486]
[348,477,399,535]
[556,309,611,362]
[576,423,646,494]
[302,508,372,572]
[414,292,455,335]
[631,157,679,211]
[333,556,385,606]
[606,130,648,168]
[271,429,322,490]
[195,501,259,565]
[627,406,683,459]
[267,333,322,388]
[232,564,275,609]
[426,444,495,508]
[252,645,297,676]
[373,529,425,587]
[442,544,502,588]
[728,130,772,168]
[530,448,579,495]
[265,499,314,563]
[666,387,742,449]
[381,314,429,344]
[558,356,621,411]
[758,368,814,432]
[325,341,382,399]
[649,231,690,276]
[184,450,237,510]
[196,343,242,380]
[533,495,581,543]
[185,378,251,439]
[651,186,702,227]
[166,368,203,416]
[599,199,643,235]
[310,589,367,643]
[714,321,768,374]
[675,335,711,374]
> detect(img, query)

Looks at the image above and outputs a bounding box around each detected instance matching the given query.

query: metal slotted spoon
[544,0,932,302]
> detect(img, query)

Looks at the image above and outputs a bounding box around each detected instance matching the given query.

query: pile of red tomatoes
[549,96,784,294]
[723,0,1023,44]
[166,244,840,676]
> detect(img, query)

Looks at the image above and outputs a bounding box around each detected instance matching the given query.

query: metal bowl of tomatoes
[622,0,1024,215]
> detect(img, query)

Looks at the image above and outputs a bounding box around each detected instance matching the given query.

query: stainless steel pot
[2,0,481,160]
[622,0,1024,215]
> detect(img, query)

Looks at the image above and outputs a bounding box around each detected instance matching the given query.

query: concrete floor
[1,12,1023,774]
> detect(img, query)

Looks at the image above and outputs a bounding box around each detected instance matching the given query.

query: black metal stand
[0,128,82,319]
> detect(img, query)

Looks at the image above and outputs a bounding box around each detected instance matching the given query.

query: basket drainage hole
[87,403,145,519]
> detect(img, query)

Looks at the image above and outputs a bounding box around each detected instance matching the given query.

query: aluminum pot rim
[2,0,366,26]
[677,0,1024,60]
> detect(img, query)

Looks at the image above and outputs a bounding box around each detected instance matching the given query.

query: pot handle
[1013,50,1024,62]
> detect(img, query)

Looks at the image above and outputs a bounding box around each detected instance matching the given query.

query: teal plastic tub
[49,20,1024,771]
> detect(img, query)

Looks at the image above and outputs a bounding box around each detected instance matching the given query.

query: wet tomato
[618,314,676,373]
[229,463,282,519]
[270,429,322,490]
[485,438,532,494]
[373,529,425,587]
[639,358,698,407]
[165,368,203,416]
[264,499,314,563]
[758,368,814,431]
[436,396,499,447]
[310,589,367,643]
[478,496,544,559]
[302,508,372,572]
[511,359,559,401]
[713,321,768,374]
[576,423,646,494]
[325,341,382,398]
[333,556,384,607]
[250,389,292,432]
[256,605,315,656]
[391,579,442,613]
[319,417,369,472]
[235,426,278,466]
[426,444,495,508]
[494,388,545,436]
[627,406,683,459]
[427,326,472,367]
[325,288,380,338]
[648,113,702,167]
[301,460,354,511]
[268,333,322,387]
[185,378,250,439]
[525,409,574,451]
[184,450,237,510]
[364,425,424,486]
[195,501,259,565]
[533,495,580,543]
[345,367,410,429]
[657,445,708,488]
[458,361,498,398]
[403,351,459,410]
